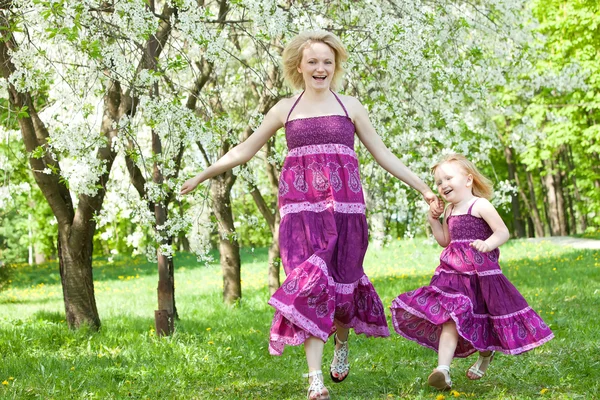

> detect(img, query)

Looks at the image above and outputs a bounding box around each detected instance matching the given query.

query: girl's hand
[429,197,444,219]
[180,176,202,195]
[470,240,491,253]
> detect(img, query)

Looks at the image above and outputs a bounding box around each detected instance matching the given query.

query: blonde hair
[431,154,494,200]
[282,30,348,91]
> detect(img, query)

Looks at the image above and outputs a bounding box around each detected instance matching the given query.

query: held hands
[180,175,202,195]
[470,240,491,253]
[422,190,438,206]
[428,197,444,220]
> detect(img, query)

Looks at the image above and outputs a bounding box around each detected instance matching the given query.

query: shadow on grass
[3,247,269,289]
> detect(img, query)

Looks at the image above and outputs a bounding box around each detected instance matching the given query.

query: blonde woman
[181,31,438,399]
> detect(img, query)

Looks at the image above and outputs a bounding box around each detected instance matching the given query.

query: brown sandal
[427,365,452,390]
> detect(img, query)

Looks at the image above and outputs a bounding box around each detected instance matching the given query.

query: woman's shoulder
[335,93,361,106]
[269,96,301,122]
[334,93,365,120]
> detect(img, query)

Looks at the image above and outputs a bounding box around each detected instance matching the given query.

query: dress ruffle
[390,272,554,357]
[269,254,389,356]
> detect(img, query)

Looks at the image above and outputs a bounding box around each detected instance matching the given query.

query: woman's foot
[466,351,495,380]
[427,365,452,390]
[329,334,350,383]
[304,370,330,400]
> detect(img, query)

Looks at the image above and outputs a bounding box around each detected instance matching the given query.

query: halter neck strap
[286,91,305,123]
[330,90,349,117]
[285,89,349,123]
[467,198,480,215]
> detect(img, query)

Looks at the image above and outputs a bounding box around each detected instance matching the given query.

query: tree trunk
[553,160,568,236]
[526,171,545,237]
[58,226,100,329]
[566,146,587,232]
[211,175,241,304]
[503,146,526,237]
[542,160,561,236]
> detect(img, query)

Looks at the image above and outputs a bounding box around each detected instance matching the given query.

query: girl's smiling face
[297,42,335,91]
[434,161,474,204]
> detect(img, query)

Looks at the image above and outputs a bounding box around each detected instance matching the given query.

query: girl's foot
[303,370,330,400]
[466,351,495,380]
[330,334,350,383]
[427,365,452,390]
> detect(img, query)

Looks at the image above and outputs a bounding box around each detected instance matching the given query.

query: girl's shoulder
[470,197,496,218]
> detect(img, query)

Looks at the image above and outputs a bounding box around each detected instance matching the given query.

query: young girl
[390,154,554,391]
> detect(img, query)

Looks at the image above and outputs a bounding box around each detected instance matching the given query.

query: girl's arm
[180,100,286,195]
[470,199,510,252]
[350,98,437,204]
[429,204,451,247]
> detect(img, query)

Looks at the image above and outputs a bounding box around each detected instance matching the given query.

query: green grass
[0,239,599,399]
[574,228,600,240]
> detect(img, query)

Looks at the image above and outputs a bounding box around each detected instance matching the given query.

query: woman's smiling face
[297,41,336,91]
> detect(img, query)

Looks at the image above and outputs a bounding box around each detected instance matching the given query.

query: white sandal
[427,365,452,390]
[467,351,495,380]
[303,370,330,400]
[330,334,350,383]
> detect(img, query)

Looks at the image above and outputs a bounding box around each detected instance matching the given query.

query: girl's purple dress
[391,199,554,356]
[268,91,390,355]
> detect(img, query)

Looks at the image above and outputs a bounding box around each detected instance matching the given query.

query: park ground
[0,236,599,399]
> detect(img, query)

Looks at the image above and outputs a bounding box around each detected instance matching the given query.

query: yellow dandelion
[540,388,549,395]
[436,395,446,400]
[2,381,8,386]
[208,341,214,345]
[450,390,461,397]
[206,327,211,331]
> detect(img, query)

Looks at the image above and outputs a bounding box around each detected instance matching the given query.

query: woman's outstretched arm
[180,101,286,195]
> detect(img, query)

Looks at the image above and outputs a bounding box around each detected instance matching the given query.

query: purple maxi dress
[390,199,554,357]
[268,91,390,355]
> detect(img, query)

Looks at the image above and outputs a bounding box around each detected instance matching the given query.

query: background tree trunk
[211,174,241,304]
[526,171,545,237]
[504,146,526,237]
[543,160,562,236]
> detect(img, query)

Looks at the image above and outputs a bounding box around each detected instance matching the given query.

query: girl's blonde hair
[431,154,494,200]
[282,30,348,91]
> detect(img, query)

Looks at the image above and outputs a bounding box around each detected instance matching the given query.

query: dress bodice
[447,214,493,242]
[284,90,355,150]
[285,116,355,149]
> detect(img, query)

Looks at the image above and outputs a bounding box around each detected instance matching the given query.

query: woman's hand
[422,190,438,206]
[180,175,202,195]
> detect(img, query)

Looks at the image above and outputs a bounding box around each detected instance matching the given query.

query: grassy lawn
[0,239,598,399]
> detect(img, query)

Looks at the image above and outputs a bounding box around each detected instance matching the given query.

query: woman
[181,30,438,400]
